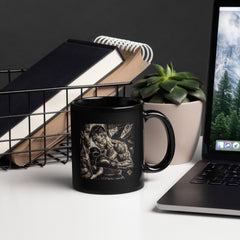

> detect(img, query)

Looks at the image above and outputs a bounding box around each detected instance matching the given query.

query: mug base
[72,183,144,195]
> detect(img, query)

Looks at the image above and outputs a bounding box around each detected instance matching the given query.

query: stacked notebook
[0,36,153,166]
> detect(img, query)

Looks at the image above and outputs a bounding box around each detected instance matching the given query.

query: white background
[0,138,239,240]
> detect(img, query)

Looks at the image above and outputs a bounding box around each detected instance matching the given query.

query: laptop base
[157,160,240,217]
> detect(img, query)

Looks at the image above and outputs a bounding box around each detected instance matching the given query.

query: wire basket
[0,69,131,170]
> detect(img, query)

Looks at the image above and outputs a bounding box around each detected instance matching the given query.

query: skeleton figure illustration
[79,124,134,180]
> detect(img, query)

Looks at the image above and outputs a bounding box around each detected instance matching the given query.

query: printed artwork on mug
[79,123,135,180]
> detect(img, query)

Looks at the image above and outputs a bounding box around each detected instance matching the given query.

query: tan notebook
[11,36,153,166]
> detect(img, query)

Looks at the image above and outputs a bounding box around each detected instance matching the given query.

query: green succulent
[131,63,206,104]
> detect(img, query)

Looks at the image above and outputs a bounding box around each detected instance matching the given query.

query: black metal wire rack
[0,69,131,170]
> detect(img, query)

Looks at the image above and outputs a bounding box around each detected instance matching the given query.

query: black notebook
[0,39,124,155]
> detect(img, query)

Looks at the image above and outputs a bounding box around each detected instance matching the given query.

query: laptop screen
[209,6,240,153]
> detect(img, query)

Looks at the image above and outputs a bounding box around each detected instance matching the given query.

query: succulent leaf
[159,79,178,93]
[146,76,164,86]
[182,97,190,103]
[132,79,147,88]
[169,62,174,73]
[169,75,185,81]
[188,89,206,101]
[144,73,159,78]
[177,79,200,90]
[184,76,199,80]
[153,64,165,76]
[166,64,172,76]
[175,72,198,80]
[164,86,188,104]
[139,82,160,99]
[149,94,165,103]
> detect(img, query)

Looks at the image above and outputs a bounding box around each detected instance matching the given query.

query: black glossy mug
[70,97,175,194]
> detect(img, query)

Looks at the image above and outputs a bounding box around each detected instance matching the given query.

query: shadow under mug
[70,96,175,194]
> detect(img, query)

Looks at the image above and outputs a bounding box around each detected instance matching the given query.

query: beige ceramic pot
[144,100,203,165]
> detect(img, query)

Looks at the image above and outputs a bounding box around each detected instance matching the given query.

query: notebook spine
[94,36,153,63]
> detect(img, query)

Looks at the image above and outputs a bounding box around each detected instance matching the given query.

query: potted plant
[131,63,206,165]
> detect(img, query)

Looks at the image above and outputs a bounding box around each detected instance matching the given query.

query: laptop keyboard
[190,163,240,186]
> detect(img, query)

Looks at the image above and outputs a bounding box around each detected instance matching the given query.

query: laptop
[157,0,240,216]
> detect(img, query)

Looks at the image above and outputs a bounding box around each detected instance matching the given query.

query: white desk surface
[0,137,239,240]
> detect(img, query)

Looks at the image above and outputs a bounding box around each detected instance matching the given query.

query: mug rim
[71,96,143,110]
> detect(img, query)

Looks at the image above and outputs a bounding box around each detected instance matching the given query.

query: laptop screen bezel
[203,0,240,161]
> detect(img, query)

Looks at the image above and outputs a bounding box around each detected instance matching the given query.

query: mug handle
[143,110,175,172]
